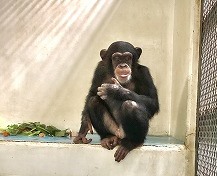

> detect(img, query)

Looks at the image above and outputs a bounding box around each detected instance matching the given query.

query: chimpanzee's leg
[88,96,121,149]
[114,100,149,162]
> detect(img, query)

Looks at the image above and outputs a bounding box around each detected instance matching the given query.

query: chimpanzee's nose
[118,63,128,68]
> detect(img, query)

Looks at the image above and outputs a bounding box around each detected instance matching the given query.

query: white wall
[0,0,200,139]
[0,0,117,130]
[171,0,200,142]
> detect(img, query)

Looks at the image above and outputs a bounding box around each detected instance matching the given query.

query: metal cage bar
[196,0,217,175]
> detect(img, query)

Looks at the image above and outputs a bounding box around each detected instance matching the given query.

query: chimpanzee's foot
[114,145,130,162]
[114,138,143,162]
[101,136,120,150]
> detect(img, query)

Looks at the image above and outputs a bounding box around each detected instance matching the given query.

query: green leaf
[55,130,66,137]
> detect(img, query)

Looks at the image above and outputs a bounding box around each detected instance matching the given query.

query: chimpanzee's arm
[99,85,158,116]
[97,66,159,117]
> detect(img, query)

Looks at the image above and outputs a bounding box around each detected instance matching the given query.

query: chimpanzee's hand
[97,78,122,100]
[73,119,93,144]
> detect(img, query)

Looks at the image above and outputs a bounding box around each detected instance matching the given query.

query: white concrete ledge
[0,141,186,176]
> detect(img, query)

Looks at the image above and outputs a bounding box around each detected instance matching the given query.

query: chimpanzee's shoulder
[136,64,150,73]
[92,61,108,83]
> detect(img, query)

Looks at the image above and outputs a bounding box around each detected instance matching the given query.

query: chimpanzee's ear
[135,47,142,59]
[100,49,107,60]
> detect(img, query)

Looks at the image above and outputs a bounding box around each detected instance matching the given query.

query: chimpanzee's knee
[121,100,138,113]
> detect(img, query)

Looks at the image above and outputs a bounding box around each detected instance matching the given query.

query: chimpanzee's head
[100,41,142,84]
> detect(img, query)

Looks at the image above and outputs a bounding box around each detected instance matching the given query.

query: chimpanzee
[73,41,159,162]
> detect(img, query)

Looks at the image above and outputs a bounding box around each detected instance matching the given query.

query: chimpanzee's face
[100,41,142,84]
[111,52,133,84]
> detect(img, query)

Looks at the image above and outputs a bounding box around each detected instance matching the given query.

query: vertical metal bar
[195,0,204,175]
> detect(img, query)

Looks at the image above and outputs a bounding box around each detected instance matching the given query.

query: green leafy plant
[0,122,70,137]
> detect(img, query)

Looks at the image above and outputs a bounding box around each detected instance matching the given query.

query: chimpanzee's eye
[123,52,132,61]
[113,56,121,62]
[125,56,130,61]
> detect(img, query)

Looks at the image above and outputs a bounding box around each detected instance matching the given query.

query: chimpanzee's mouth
[120,74,129,78]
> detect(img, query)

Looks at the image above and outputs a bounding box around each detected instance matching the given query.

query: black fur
[78,41,159,153]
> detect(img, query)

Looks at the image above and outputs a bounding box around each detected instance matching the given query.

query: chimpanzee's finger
[97,92,107,100]
[97,91,103,96]
[114,147,123,162]
[112,137,118,147]
[100,95,107,100]
[97,87,107,94]
[97,86,104,92]
[111,77,121,85]
[101,140,110,150]
[101,83,111,88]
[106,141,113,150]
